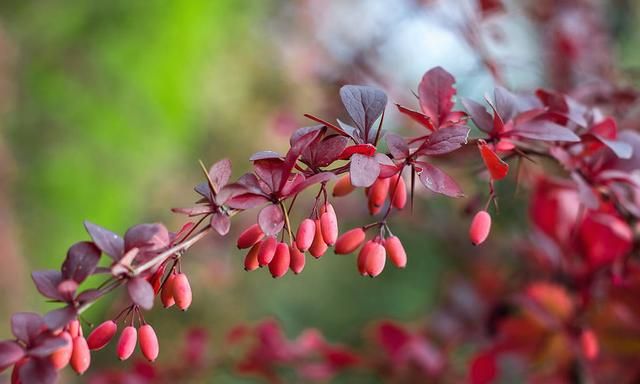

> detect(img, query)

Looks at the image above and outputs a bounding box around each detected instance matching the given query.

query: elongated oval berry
[289,244,305,274]
[139,324,159,362]
[384,236,407,268]
[320,204,338,246]
[257,236,277,266]
[391,175,407,209]
[357,241,375,276]
[365,241,386,277]
[309,219,328,258]
[68,319,81,338]
[244,242,261,271]
[296,219,316,251]
[581,329,598,360]
[368,177,390,213]
[333,174,355,197]
[269,242,290,278]
[50,331,73,370]
[70,336,90,375]
[161,273,176,308]
[87,320,117,350]
[172,273,192,311]
[470,210,492,246]
[335,228,366,255]
[236,224,265,249]
[116,326,137,361]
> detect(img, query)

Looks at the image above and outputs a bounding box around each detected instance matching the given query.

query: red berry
[296,218,316,251]
[87,320,117,350]
[333,174,355,197]
[68,319,81,338]
[368,177,390,214]
[70,336,90,375]
[244,242,261,271]
[116,326,137,361]
[470,210,492,245]
[334,228,366,255]
[320,204,338,246]
[289,244,305,274]
[364,241,386,277]
[139,324,159,362]
[390,174,407,209]
[257,236,277,266]
[384,236,407,268]
[236,224,264,249]
[309,219,328,258]
[148,262,167,295]
[50,331,73,370]
[269,242,290,278]
[581,329,599,360]
[357,241,375,276]
[172,273,193,311]
[161,273,176,308]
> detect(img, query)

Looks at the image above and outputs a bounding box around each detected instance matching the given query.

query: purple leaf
[31,270,64,301]
[208,158,232,190]
[594,135,633,159]
[28,336,68,358]
[76,288,105,304]
[287,172,336,196]
[124,223,170,253]
[19,357,57,384]
[461,98,493,133]
[211,213,231,236]
[339,85,387,139]
[194,181,211,199]
[83,221,124,260]
[279,129,323,191]
[420,125,470,156]
[0,341,24,371]
[171,205,214,216]
[418,67,456,128]
[127,277,154,310]
[415,161,464,198]
[226,193,270,210]
[386,133,409,159]
[605,130,640,172]
[494,86,518,121]
[43,306,77,332]
[62,241,101,283]
[304,135,349,167]
[290,125,323,147]
[336,119,361,141]
[250,151,282,161]
[514,121,580,142]
[258,204,285,236]
[571,172,599,210]
[349,153,380,187]
[253,158,285,193]
[11,313,45,344]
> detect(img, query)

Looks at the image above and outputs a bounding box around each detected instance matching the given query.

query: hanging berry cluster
[1,65,638,383]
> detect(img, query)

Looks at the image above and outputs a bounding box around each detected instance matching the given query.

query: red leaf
[418,67,456,129]
[349,154,380,187]
[415,161,464,197]
[469,350,497,384]
[338,144,376,160]
[479,144,509,180]
[395,104,435,131]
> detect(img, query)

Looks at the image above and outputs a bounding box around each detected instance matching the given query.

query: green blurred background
[0,0,638,382]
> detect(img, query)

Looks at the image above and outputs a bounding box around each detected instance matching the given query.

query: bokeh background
[0,0,638,382]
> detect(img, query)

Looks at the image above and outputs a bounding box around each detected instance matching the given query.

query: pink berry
[139,324,159,362]
[116,326,137,361]
[469,210,492,246]
[86,320,117,350]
